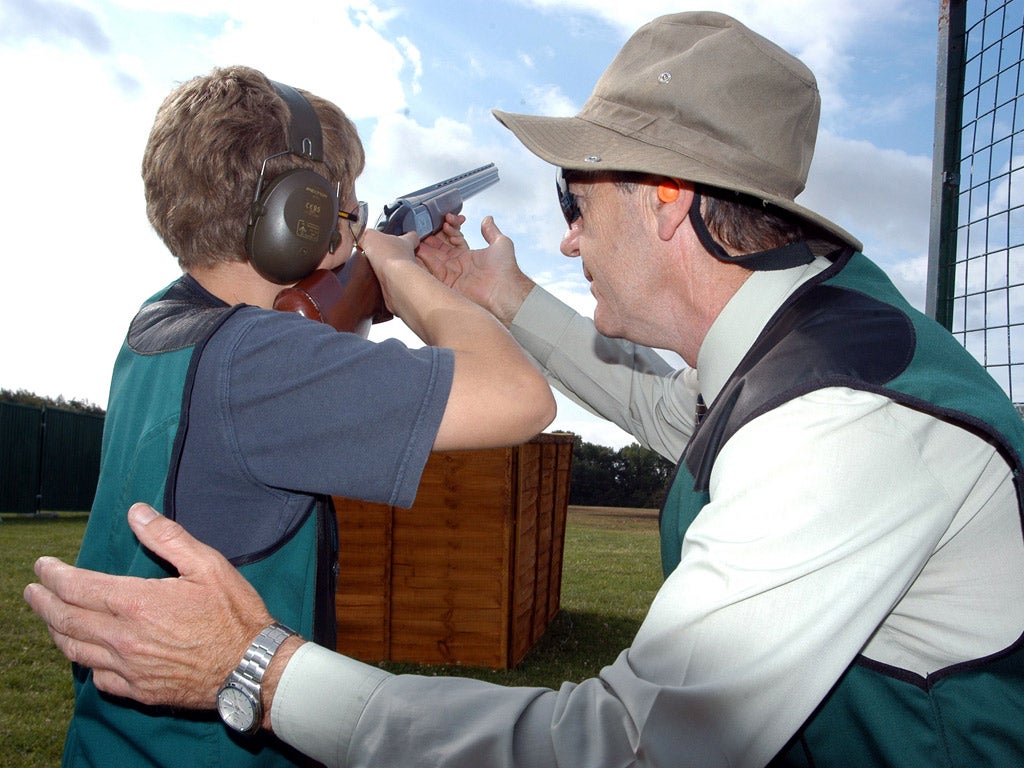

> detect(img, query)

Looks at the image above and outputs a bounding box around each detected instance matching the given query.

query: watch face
[217,684,259,734]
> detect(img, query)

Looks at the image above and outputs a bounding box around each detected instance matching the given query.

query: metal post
[926,0,968,328]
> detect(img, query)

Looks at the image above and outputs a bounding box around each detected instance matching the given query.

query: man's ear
[654,179,694,241]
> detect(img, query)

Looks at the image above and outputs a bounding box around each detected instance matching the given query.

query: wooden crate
[333,433,574,669]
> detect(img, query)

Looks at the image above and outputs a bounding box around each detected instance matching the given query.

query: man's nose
[560,222,581,258]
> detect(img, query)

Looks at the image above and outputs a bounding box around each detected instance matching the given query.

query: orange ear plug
[657,181,680,203]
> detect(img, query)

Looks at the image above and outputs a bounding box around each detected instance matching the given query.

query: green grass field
[0,513,89,766]
[0,507,661,767]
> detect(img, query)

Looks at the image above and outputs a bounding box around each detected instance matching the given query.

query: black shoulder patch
[685,284,916,488]
[128,279,237,355]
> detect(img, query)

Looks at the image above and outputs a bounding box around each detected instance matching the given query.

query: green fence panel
[0,402,44,513]
[0,402,103,514]
[40,408,104,512]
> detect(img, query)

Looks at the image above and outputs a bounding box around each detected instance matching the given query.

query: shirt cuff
[271,642,391,766]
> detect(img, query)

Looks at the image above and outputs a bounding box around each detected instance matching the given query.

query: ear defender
[657,181,681,203]
[245,82,339,285]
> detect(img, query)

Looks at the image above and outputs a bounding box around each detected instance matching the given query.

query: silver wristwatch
[216,622,296,736]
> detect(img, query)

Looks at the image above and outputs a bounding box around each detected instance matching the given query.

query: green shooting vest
[66,278,334,768]
[660,249,1024,766]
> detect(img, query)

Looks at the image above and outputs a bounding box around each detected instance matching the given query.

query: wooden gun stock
[272,251,393,337]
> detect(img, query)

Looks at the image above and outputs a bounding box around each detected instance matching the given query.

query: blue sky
[0,0,940,448]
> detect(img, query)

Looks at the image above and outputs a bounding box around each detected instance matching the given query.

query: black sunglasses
[556,168,581,225]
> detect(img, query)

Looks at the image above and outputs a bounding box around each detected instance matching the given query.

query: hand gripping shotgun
[273,163,500,337]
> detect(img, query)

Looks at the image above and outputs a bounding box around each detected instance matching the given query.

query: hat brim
[493,108,862,252]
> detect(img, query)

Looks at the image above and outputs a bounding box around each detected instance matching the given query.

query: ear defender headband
[653,178,816,271]
[687,187,815,271]
[245,81,340,284]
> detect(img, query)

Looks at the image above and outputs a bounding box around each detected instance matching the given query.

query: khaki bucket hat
[493,11,861,251]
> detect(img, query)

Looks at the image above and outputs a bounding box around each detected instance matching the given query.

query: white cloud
[523,84,578,117]
[395,36,423,95]
[800,131,933,307]
[0,26,179,406]
[201,9,409,119]
[804,132,932,250]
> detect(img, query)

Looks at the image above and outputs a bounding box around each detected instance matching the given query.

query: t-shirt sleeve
[204,308,454,509]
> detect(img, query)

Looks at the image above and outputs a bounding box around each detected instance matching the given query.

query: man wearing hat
[24,11,1024,767]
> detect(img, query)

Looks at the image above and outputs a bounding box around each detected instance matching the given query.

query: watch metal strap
[235,622,296,686]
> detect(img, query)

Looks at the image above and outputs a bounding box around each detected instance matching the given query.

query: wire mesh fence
[930,0,1024,409]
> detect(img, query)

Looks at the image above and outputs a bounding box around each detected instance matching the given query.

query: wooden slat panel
[333,434,573,669]
[548,441,572,622]
[335,499,392,660]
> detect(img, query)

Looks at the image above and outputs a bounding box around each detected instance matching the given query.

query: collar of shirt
[695,256,833,407]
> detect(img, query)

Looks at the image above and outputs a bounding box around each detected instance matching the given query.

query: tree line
[566,435,675,510]
[3,389,674,510]
[1,388,105,415]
